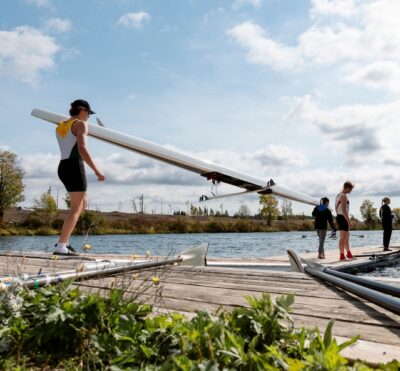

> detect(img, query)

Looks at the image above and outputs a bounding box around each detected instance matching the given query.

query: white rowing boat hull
[31,108,318,206]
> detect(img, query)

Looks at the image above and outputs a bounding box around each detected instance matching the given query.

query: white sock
[55,242,69,254]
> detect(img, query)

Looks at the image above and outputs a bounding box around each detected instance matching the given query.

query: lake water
[0,230,396,258]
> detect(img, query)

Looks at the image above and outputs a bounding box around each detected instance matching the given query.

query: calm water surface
[0,230,397,258]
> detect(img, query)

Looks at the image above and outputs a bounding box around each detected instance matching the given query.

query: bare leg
[338,231,348,255]
[58,192,87,243]
[344,232,351,253]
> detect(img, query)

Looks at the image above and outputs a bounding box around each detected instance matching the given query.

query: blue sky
[1,0,400,217]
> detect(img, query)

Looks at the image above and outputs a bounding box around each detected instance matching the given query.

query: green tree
[360,199,378,227]
[64,192,71,209]
[0,150,25,223]
[259,194,280,226]
[392,207,400,225]
[33,191,58,226]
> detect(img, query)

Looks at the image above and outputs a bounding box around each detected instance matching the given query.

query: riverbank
[1,208,374,236]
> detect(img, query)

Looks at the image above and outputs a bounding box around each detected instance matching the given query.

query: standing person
[335,181,354,261]
[379,197,393,252]
[54,99,105,255]
[312,197,336,259]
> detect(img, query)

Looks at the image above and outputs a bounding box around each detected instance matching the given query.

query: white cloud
[227,22,301,70]
[229,0,400,69]
[0,26,59,84]
[310,0,359,18]
[287,95,400,164]
[117,12,151,29]
[233,0,262,10]
[344,61,400,95]
[43,18,71,33]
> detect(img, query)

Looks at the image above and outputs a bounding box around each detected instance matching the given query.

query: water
[360,264,400,279]
[0,230,396,258]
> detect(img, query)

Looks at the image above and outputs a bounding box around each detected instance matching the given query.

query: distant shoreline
[0,208,386,236]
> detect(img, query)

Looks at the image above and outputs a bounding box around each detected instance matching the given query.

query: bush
[75,211,106,234]
[1,284,396,369]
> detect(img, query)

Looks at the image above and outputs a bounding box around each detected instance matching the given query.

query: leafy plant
[0,284,398,370]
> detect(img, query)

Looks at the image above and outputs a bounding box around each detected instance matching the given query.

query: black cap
[70,99,95,114]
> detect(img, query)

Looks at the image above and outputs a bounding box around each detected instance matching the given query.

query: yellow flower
[131,254,139,260]
[152,276,159,285]
[0,283,7,292]
[51,255,58,260]
[83,243,92,251]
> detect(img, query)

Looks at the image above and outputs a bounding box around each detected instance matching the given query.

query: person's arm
[312,206,317,217]
[75,121,105,181]
[327,210,336,231]
[340,194,351,227]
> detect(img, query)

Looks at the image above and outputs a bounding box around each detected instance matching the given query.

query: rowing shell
[31,108,319,206]
[287,249,400,315]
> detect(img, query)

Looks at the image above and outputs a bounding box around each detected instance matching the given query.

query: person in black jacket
[312,197,336,259]
[379,197,393,251]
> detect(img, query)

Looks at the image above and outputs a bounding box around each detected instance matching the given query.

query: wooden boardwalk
[0,250,399,365]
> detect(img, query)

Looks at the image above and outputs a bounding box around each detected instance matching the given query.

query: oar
[1,243,209,290]
[287,250,400,315]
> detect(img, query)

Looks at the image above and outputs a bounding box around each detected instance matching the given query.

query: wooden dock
[0,247,399,365]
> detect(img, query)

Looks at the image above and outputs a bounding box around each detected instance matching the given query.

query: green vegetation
[1,283,397,370]
[0,150,24,223]
[360,199,379,227]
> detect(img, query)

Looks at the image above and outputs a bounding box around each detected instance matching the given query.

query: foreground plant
[0,284,398,370]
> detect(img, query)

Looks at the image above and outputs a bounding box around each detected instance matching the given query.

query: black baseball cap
[70,99,95,114]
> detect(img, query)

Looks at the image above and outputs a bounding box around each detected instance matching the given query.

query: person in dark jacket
[379,197,393,251]
[312,197,336,259]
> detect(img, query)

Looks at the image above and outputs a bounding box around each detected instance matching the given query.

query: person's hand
[95,170,105,181]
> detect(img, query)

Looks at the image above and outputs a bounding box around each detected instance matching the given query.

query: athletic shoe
[346,251,354,259]
[339,253,346,261]
[66,245,77,253]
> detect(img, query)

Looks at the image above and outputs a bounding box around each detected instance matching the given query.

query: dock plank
[1,253,399,364]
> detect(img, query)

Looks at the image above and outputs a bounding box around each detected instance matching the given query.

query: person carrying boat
[379,197,393,252]
[335,181,354,261]
[54,99,105,255]
[312,197,336,259]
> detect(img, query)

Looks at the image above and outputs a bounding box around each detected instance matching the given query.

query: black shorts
[58,158,87,192]
[336,214,349,231]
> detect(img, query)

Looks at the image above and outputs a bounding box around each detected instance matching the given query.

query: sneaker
[54,243,78,256]
[66,245,77,253]
[339,253,346,261]
[346,251,354,259]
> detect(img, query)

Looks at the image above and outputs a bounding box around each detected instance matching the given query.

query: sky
[1,0,400,218]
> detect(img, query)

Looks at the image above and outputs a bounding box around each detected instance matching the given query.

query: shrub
[0,284,396,369]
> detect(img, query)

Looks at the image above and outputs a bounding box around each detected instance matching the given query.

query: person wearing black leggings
[379,197,393,252]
